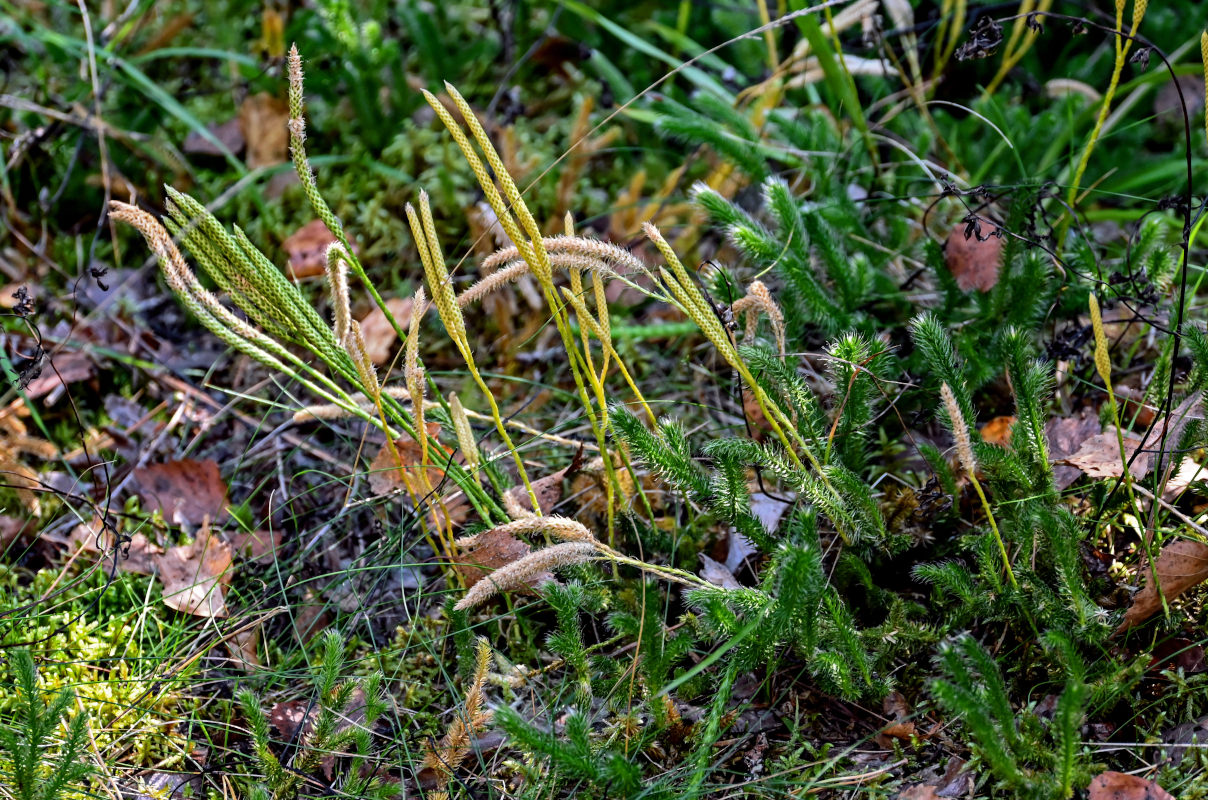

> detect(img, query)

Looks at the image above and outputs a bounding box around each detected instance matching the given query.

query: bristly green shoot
[0,650,93,800]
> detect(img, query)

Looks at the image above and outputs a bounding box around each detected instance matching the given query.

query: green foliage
[0,568,186,768]
[0,650,92,800]
[494,706,647,798]
[930,634,1092,798]
[238,630,396,800]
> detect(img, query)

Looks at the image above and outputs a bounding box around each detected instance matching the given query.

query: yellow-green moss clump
[0,565,194,772]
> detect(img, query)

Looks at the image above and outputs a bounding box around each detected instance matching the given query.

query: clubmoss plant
[0,650,93,800]
[931,633,1093,798]
[238,630,395,800]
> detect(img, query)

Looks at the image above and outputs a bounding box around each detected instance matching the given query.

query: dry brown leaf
[1046,410,1102,490]
[282,220,358,280]
[271,688,367,780]
[0,515,27,550]
[1061,428,1151,480]
[227,529,282,564]
[979,415,1016,447]
[1162,715,1208,766]
[1116,539,1208,634]
[368,422,449,496]
[699,554,741,589]
[134,458,229,527]
[876,690,918,747]
[291,589,330,643]
[505,447,584,516]
[154,527,233,618]
[183,117,244,157]
[25,350,95,403]
[454,527,552,594]
[269,699,311,741]
[228,625,261,671]
[945,223,1003,292]
[1164,457,1206,499]
[894,786,942,800]
[742,387,771,442]
[369,424,466,529]
[239,92,289,168]
[359,297,413,366]
[1087,771,1174,800]
[65,522,163,575]
[108,532,163,575]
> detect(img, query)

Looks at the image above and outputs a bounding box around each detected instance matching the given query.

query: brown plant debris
[503,446,584,517]
[133,458,230,527]
[1086,771,1174,800]
[282,219,357,279]
[1115,539,1208,634]
[359,296,414,366]
[453,526,551,594]
[1060,428,1151,480]
[944,222,1003,292]
[420,637,494,795]
[153,525,234,618]
[453,542,598,611]
[239,92,289,169]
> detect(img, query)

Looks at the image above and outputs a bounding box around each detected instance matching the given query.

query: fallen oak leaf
[134,458,229,527]
[281,219,358,280]
[153,525,233,618]
[359,297,413,366]
[1115,539,1208,635]
[1087,771,1174,800]
[1060,428,1151,480]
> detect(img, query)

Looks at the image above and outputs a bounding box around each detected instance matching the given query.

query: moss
[0,566,193,772]
[356,620,445,737]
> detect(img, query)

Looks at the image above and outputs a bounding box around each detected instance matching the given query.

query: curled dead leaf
[1087,771,1173,800]
[133,458,229,527]
[282,220,358,280]
[945,223,1003,292]
[153,527,233,618]
[1115,539,1208,634]
[359,297,413,366]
